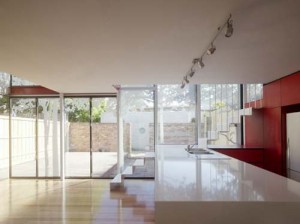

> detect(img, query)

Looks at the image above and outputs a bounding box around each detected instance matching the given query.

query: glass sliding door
[37,98,60,177]
[11,98,37,177]
[65,98,91,177]
[91,97,117,178]
[120,88,155,178]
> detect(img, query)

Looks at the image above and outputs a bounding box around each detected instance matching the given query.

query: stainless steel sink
[185,148,214,155]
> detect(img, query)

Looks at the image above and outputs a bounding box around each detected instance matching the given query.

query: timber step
[110,174,124,191]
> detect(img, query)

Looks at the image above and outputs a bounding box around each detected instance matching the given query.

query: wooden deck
[0,179,155,224]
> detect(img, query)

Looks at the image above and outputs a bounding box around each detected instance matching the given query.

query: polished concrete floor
[0,179,155,224]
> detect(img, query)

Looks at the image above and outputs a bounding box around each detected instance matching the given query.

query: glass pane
[11,98,36,177]
[11,75,36,86]
[245,83,263,103]
[158,85,196,145]
[38,98,60,177]
[65,98,90,177]
[0,72,10,95]
[91,97,117,178]
[120,89,155,178]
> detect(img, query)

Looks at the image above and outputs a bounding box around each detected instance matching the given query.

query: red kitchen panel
[281,71,300,106]
[216,149,263,164]
[263,107,282,175]
[245,109,264,147]
[263,80,281,108]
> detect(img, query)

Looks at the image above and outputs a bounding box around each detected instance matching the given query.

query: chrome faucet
[186,144,196,152]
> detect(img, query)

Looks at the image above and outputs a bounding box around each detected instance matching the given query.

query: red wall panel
[10,86,58,95]
[263,107,282,174]
[263,80,281,108]
[281,71,300,106]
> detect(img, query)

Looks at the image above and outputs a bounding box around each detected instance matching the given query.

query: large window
[157,85,196,145]
[200,84,241,146]
[0,70,263,179]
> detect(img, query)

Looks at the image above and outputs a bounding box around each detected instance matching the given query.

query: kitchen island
[155,145,300,224]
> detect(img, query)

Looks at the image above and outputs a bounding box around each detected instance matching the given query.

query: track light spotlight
[188,69,195,78]
[192,58,204,69]
[207,43,216,55]
[198,57,204,68]
[225,19,233,37]
[181,81,185,89]
[184,75,190,83]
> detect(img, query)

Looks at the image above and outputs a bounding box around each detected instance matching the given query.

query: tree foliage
[65,98,108,122]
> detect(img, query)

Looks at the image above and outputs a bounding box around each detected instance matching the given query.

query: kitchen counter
[155,145,300,224]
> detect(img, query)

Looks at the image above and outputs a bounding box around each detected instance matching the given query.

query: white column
[117,89,124,173]
[59,93,65,180]
[154,85,159,148]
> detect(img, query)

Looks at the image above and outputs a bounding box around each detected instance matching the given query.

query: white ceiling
[0,0,299,93]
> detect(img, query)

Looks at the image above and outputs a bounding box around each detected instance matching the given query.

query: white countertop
[155,145,300,202]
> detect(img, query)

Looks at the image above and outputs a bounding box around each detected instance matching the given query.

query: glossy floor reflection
[0,179,155,224]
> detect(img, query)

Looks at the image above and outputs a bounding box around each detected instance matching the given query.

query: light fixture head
[184,75,190,83]
[192,58,204,69]
[207,43,216,55]
[225,19,233,37]
[188,69,195,78]
[181,81,185,89]
[198,57,204,68]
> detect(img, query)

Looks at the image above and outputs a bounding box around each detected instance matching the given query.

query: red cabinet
[263,80,281,108]
[263,107,282,174]
[213,148,264,168]
[246,71,300,175]
[245,109,264,147]
[281,72,300,106]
